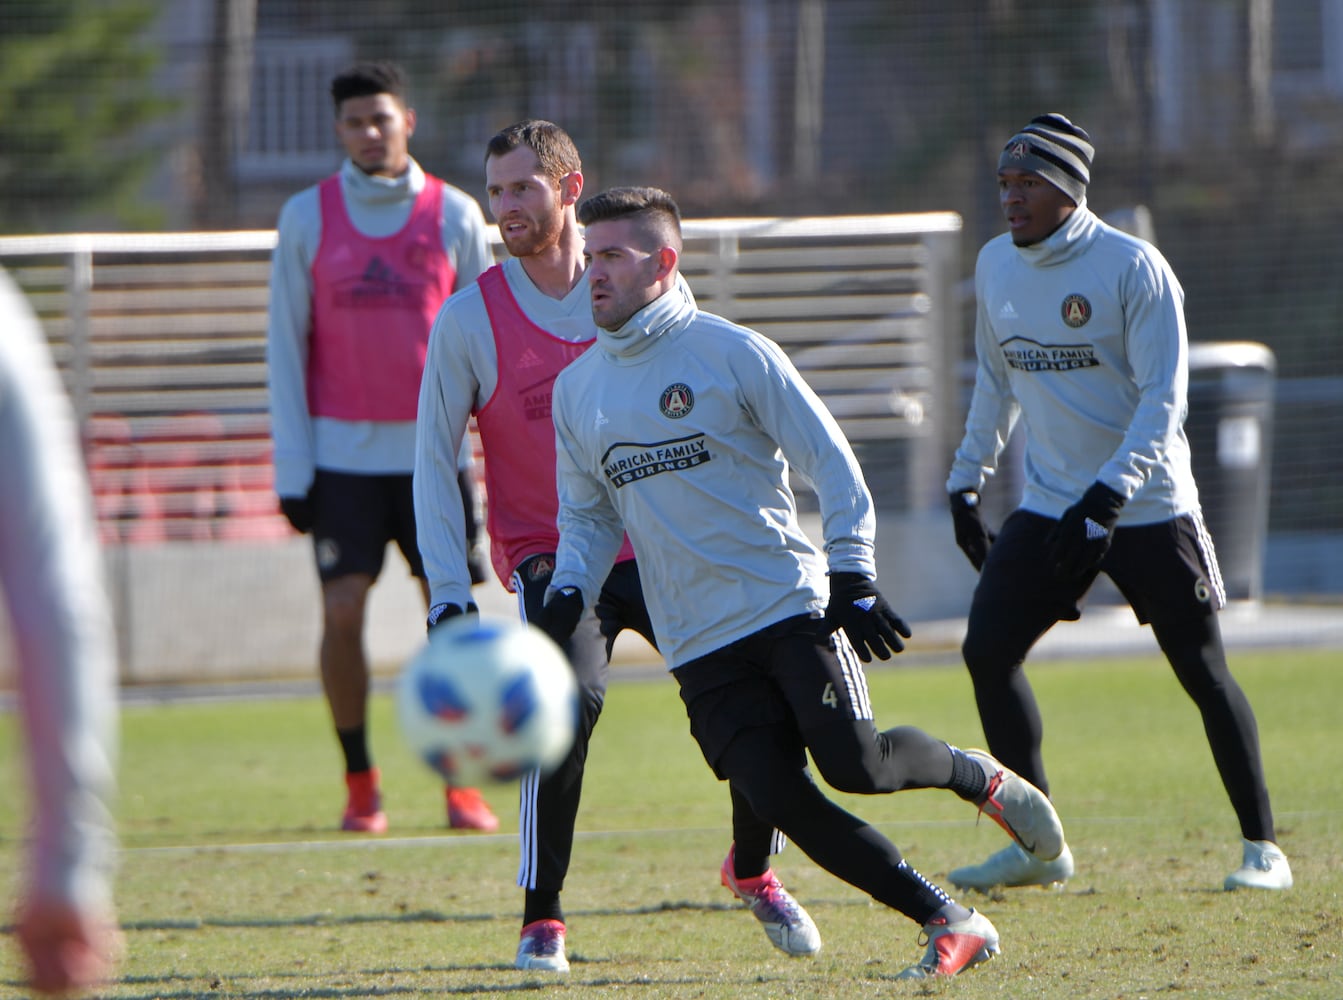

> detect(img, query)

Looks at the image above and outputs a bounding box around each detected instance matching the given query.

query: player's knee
[961,627,987,666]
[572,689,604,741]
[961,626,1010,681]
[742,776,820,831]
[810,753,887,795]
[804,720,897,794]
[719,747,816,830]
[323,590,367,636]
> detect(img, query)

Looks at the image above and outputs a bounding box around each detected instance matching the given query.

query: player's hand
[949,489,995,571]
[467,547,490,586]
[16,896,122,996]
[427,601,478,634]
[825,572,911,662]
[532,587,583,648]
[278,492,315,534]
[1047,481,1126,582]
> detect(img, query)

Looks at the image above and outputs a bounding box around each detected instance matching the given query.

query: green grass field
[2,648,1340,999]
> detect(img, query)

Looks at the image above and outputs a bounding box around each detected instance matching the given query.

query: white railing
[0,212,964,547]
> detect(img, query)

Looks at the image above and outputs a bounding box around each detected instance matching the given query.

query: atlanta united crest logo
[1061,294,1092,328]
[660,383,694,418]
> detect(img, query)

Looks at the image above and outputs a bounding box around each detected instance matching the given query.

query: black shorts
[973,508,1226,626]
[310,469,423,583]
[672,614,874,778]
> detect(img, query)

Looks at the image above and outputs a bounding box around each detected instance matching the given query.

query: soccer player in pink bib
[266,62,497,834]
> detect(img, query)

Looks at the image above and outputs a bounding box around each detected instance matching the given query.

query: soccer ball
[397,615,578,785]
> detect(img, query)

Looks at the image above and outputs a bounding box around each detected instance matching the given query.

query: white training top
[266,157,492,497]
[947,201,1202,523]
[0,267,117,912]
[414,256,597,611]
[550,282,878,669]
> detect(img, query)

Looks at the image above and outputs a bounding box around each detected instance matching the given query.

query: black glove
[824,572,911,662]
[278,493,314,534]
[1047,481,1126,582]
[949,489,995,571]
[466,546,490,586]
[459,469,488,586]
[532,586,584,648]
[426,601,478,634]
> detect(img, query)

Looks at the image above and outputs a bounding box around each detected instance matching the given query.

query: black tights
[1153,615,1275,842]
[716,721,959,924]
[962,609,1275,842]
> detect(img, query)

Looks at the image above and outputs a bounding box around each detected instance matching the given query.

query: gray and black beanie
[998,113,1094,205]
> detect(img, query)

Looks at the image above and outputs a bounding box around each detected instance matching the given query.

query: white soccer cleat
[515,919,569,972]
[895,907,1000,979]
[949,841,1075,891]
[1224,839,1293,891]
[964,748,1066,861]
[720,846,822,956]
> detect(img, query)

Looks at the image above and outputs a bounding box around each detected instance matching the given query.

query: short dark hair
[330,61,408,112]
[578,186,682,250]
[485,120,582,185]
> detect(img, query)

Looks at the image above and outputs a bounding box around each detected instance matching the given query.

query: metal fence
[0,212,963,548]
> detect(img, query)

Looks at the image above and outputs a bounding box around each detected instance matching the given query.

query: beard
[499,208,566,259]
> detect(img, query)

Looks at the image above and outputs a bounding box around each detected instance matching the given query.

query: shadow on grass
[24,981,553,1000]
[12,901,842,999]
[113,897,768,933]
[28,965,762,1000]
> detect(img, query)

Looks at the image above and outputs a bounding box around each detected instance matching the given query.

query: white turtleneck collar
[340,156,424,207]
[595,277,697,361]
[1016,198,1099,268]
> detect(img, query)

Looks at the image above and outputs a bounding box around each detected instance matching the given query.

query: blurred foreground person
[1,266,121,994]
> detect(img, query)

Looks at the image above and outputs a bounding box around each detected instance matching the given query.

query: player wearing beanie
[945,114,1291,893]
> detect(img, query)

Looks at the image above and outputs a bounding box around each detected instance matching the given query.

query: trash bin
[1185,342,1275,602]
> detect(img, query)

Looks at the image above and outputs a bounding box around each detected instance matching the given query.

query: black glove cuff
[1080,481,1126,523]
[828,571,871,595]
[427,603,462,628]
[426,601,478,631]
[949,489,981,514]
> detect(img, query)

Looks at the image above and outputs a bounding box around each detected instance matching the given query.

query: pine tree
[0,0,174,232]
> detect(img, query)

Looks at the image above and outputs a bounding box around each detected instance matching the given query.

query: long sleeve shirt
[414,257,598,610]
[266,157,492,496]
[550,283,878,669]
[947,202,1201,523]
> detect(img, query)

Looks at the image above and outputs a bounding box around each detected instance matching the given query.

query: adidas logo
[998,301,1018,319]
[517,347,544,368]
[362,256,397,284]
[1083,517,1108,540]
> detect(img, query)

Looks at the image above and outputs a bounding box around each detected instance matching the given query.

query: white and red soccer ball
[397,615,577,785]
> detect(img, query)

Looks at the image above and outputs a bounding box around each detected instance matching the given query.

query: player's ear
[559,170,583,206]
[403,106,417,138]
[654,246,678,281]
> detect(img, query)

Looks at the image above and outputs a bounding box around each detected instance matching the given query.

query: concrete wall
[4,518,1335,687]
[0,512,974,686]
